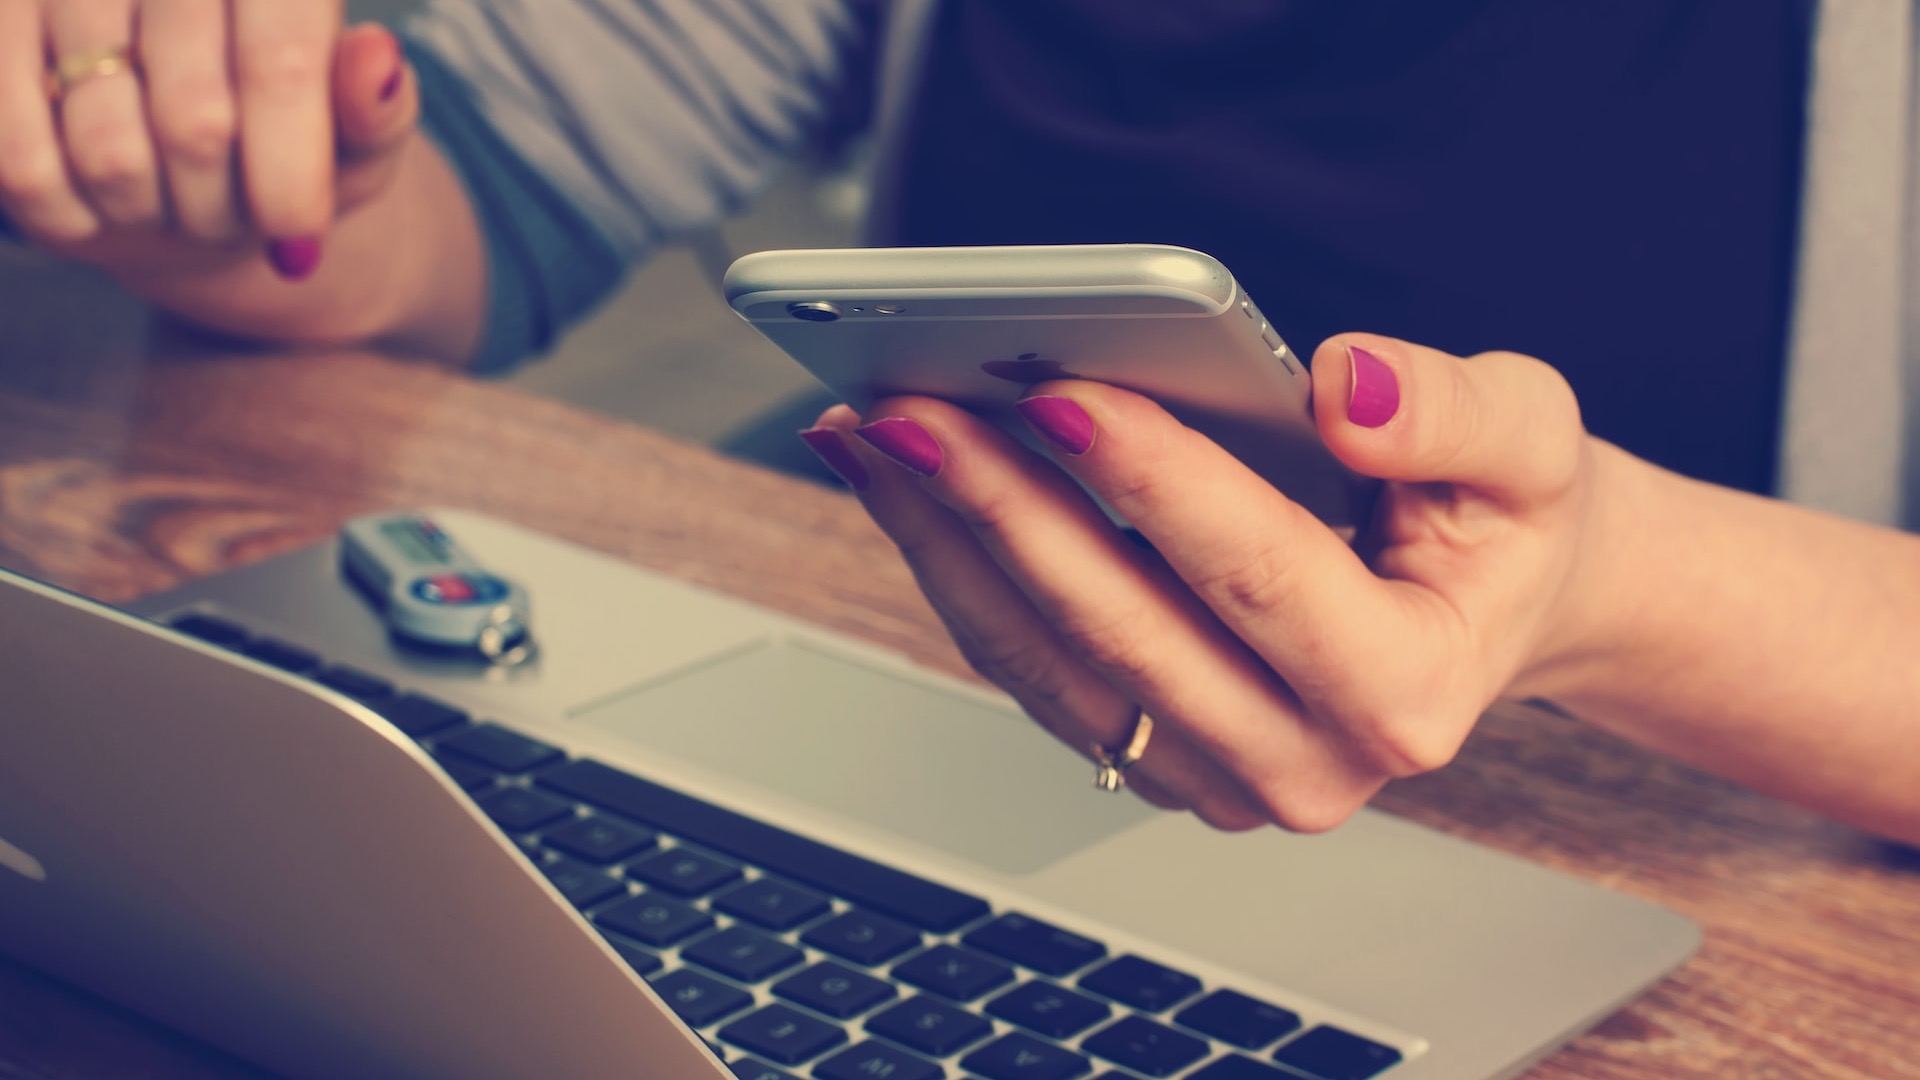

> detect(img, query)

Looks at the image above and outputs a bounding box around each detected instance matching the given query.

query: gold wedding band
[1090,712,1154,793]
[48,46,140,101]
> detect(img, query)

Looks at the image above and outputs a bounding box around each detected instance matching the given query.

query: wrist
[106,135,482,362]
[1506,437,1667,706]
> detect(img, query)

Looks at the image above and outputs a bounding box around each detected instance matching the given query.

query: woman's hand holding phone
[802,333,1608,832]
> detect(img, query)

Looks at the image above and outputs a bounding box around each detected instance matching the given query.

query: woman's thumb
[333,23,418,161]
[1310,333,1587,503]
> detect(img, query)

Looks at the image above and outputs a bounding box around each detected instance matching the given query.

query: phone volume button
[1264,332,1299,375]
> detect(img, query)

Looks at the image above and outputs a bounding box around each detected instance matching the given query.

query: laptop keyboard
[167,612,1406,1080]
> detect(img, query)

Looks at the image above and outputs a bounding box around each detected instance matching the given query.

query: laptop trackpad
[570,637,1154,876]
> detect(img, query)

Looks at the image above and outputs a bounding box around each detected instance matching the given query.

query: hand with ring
[800,334,1600,833]
[0,0,420,283]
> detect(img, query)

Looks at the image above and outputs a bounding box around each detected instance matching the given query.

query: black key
[439,722,565,774]
[893,945,1015,1002]
[864,996,994,1056]
[169,612,250,649]
[476,786,574,832]
[772,962,894,1019]
[718,1004,848,1065]
[815,1041,944,1080]
[1187,1057,1291,1080]
[1081,1016,1208,1078]
[650,968,756,1027]
[1271,1027,1401,1080]
[963,913,1105,977]
[985,982,1110,1039]
[960,1033,1091,1080]
[595,892,714,947]
[714,878,832,931]
[539,856,625,909]
[377,693,469,738]
[605,934,663,977]
[244,637,320,674]
[1077,956,1202,1012]
[541,760,989,932]
[628,847,743,897]
[801,910,921,967]
[684,926,807,984]
[732,1059,799,1080]
[432,753,499,793]
[313,664,395,702]
[543,814,658,864]
[1175,990,1300,1050]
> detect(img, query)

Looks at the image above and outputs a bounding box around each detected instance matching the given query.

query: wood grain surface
[0,318,1915,1079]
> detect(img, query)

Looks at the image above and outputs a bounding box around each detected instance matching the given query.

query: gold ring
[48,46,139,101]
[1090,712,1154,793]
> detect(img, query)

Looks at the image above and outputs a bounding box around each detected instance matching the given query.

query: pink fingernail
[854,417,943,477]
[1015,395,1096,455]
[1347,345,1400,428]
[379,60,406,103]
[798,428,870,491]
[267,237,323,281]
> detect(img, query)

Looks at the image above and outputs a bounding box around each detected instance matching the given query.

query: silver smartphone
[724,243,1375,528]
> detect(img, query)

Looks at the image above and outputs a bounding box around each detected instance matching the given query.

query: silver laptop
[0,508,1697,1080]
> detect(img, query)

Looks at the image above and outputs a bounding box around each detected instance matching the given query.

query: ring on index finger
[47,45,140,102]
[1091,711,1154,793]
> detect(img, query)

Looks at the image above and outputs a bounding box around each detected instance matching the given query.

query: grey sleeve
[404,0,878,264]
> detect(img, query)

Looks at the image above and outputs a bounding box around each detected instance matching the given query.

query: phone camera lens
[787,301,842,323]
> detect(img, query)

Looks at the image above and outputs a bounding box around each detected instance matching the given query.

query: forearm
[1535,441,1920,842]
[109,133,486,363]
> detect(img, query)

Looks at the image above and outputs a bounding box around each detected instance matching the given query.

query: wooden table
[0,274,1916,1079]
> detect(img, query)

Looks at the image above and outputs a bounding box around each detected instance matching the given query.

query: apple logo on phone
[0,832,46,883]
[981,353,1073,384]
